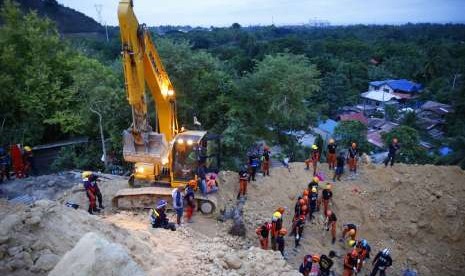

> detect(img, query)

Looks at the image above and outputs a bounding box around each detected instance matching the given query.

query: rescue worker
[261,145,271,176]
[293,197,305,220]
[370,248,392,276]
[172,185,185,225]
[341,223,357,242]
[277,228,287,257]
[0,147,11,183]
[319,254,334,276]
[248,154,259,181]
[150,200,176,231]
[185,180,196,223]
[310,255,320,276]
[324,210,337,244]
[88,173,104,209]
[308,176,319,192]
[294,215,305,247]
[206,174,218,193]
[22,146,33,177]
[305,145,320,176]
[356,239,371,270]
[343,249,360,276]
[271,208,284,251]
[333,151,345,181]
[321,183,333,216]
[347,143,359,175]
[327,139,337,170]
[81,171,100,215]
[384,138,400,167]
[255,222,271,250]
[309,187,318,220]
[237,165,249,199]
[299,255,313,276]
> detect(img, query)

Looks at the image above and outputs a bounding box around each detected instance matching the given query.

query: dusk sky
[58,0,465,27]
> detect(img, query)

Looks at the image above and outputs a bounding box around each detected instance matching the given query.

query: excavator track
[112,187,218,215]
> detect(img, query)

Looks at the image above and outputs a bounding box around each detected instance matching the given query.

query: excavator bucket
[123,130,169,164]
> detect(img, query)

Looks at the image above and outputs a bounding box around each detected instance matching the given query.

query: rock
[216,251,225,259]
[47,180,56,187]
[7,258,26,270]
[224,255,242,270]
[25,216,41,226]
[8,246,23,257]
[49,232,145,276]
[33,253,60,272]
[34,200,54,208]
[0,236,9,245]
[0,214,21,236]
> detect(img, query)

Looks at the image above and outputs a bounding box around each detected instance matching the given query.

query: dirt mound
[216,162,465,275]
[0,197,298,275]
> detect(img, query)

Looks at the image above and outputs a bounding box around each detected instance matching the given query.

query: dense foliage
[1,0,465,169]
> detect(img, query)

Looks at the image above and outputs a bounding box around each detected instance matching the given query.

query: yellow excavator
[112,0,220,214]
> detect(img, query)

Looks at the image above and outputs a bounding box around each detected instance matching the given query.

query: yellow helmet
[273,211,282,220]
[312,176,320,183]
[311,144,318,150]
[311,187,317,193]
[24,146,32,152]
[329,139,335,144]
[347,239,356,247]
[82,171,92,179]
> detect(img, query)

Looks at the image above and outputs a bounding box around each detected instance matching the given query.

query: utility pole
[89,106,108,170]
[94,4,109,42]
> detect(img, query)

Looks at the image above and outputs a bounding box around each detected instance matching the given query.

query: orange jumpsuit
[343,253,359,276]
[256,224,270,250]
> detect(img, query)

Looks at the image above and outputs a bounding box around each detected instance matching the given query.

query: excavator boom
[118,0,178,165]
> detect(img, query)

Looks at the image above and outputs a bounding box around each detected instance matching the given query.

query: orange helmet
[351,249,358,258]
[277,207,285,214]
[303,189,309,196]
[326,210,332,216]
[299,199,305,206]
[349,229,356,236]
[279,228,287,236]
[264,145,270,150]
[312,255,320,262]
[188,179,197,188]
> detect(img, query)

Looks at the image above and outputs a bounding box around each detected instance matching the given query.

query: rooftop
[338,112,368,125]
[315,119,338,135]
[370,79,423,93]
[361,91,401,102]
[420,101,454,115]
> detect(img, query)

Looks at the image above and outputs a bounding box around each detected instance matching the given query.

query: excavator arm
[118,0,178,166]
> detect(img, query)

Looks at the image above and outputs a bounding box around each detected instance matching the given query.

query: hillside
[0,0,103,33]
[0,163,464,275]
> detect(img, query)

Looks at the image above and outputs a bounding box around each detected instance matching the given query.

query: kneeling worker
[150,200,176,231]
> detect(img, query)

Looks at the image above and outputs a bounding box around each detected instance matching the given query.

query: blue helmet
[361,239,368,248]
[156,199,167,209]
[0,147,4,155]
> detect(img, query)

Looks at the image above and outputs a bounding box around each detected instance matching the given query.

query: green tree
[236,53,321,143]
[382,126,431,164]
[334,121,371,153]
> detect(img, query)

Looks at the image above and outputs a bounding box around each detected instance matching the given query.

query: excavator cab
[171,131,221,185]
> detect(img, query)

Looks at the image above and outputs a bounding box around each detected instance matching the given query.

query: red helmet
[277,207,285,214]
[326,210,332,216]
[351,249,358,258]
[303,189,309,196]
